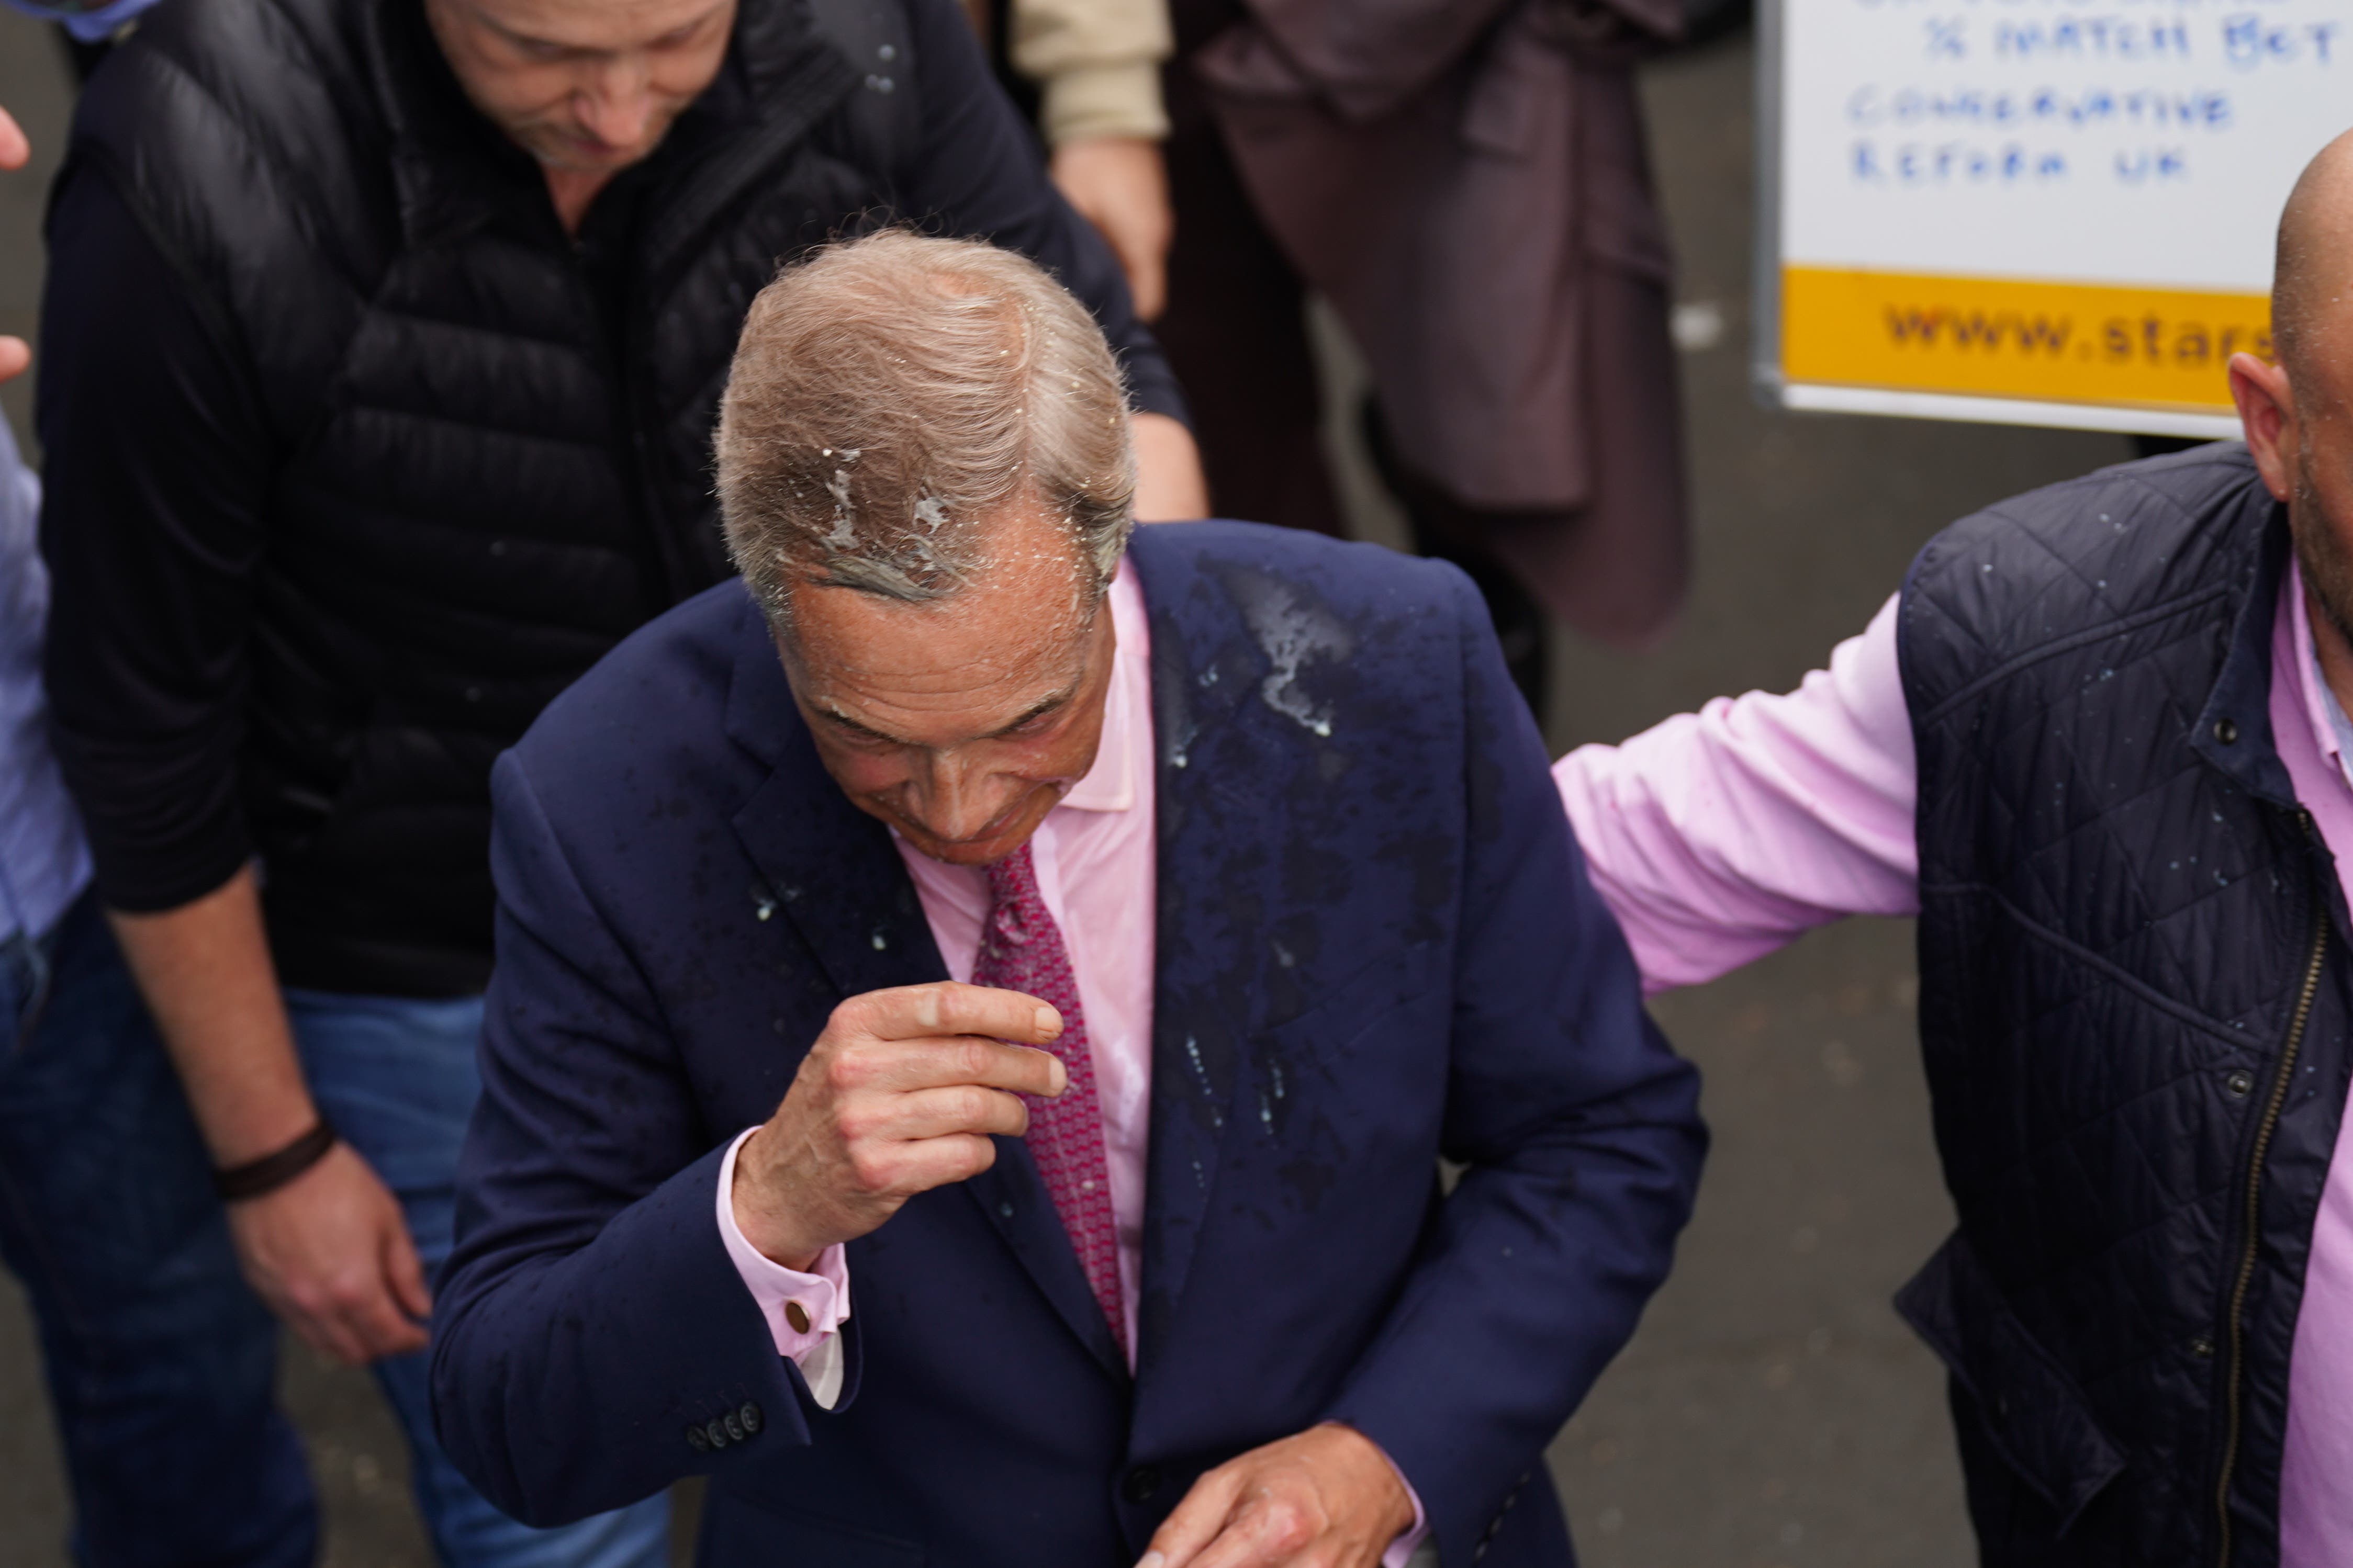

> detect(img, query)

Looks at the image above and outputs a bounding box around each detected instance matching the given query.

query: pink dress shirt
[1554,563,2353,1564]
[718,561,1427,1561]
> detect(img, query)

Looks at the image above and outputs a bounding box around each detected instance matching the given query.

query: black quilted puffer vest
[1898,444,2353,1567]
[61,0,905,992]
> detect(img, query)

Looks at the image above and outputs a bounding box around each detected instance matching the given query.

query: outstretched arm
[1554,592,1922,994]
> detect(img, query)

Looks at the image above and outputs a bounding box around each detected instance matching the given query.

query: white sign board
[1758,0,2353,434]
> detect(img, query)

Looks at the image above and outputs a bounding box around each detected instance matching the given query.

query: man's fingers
[830,1035,1067,1100]
[1184,1505,1313,1568]
[854,982,1062,1048]
[864,1132,999,1198]
[958,1039,1066,1098]
[343,1279,430,1361]
[0,106,27,172]
[385,1222,433,1321]
[0,336,28,386]
[1141,1469,1245,1568]
[881,1082,1034,1142]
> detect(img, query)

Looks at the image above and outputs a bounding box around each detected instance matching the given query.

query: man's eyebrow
[816,683,1079,746]
[817,706,910,746]
[984,685,1079,738]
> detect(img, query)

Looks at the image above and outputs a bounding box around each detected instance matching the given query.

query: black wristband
[214,1119,339,1202]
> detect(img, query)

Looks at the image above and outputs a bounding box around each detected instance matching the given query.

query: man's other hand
[733,982,1068,1270]
[1052,136,1170,322]
[1141,1425,1416,1568]
[1133,411,1209,522]
[226,1141,433,1366]
[2,103,30,383]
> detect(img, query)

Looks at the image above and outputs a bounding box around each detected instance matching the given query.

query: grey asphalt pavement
[1,12,2135,1564]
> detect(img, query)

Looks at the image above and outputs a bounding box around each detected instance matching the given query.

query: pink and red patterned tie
[970,841,1127,1359]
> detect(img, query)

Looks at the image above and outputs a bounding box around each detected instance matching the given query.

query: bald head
[2273,129,2353,393]
[2245,130,2353,669]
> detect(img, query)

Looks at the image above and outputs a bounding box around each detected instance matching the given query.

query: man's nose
[575,59,657,151]
[910,755,1018,844]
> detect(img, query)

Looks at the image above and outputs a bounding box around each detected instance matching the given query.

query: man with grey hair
[431,229,1705,1567]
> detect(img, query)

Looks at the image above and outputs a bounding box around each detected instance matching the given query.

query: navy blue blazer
[431,522,1705,1567]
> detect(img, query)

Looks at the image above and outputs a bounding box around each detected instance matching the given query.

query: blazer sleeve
[1321,569,1707,1566]
[429,753,858,1524]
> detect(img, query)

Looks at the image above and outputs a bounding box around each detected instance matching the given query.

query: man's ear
[2231,351,2298,503]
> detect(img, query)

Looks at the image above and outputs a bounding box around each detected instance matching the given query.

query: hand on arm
[1051,137,1170,321]
[1132,411,1208,522]
[1551,593,1919,992]
[731,981,1069,1270]
[109,867,429,1365]
[1140,1425,1416,1568]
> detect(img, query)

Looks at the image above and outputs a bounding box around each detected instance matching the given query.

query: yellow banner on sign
[1781,267,2271,413]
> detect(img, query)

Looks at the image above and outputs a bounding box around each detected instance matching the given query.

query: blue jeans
[0,890,315,1568]
[285,987,670,1568]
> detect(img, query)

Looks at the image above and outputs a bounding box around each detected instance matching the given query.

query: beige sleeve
[1009,0,1173,144]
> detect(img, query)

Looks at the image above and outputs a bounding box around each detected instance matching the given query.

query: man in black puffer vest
[1556,133,2353,1565]
[31,0,1201,1558]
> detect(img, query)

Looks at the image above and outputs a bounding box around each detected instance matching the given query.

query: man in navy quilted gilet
[1558,131,2353,1566]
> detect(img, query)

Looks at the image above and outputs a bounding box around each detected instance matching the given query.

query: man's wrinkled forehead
[776,529,1102,740]
[459,0,731,52]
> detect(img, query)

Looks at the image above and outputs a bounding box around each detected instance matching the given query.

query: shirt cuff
[1040,62,1170,146]
[716,1128,851,1407]
[1318,1423,1429,1566]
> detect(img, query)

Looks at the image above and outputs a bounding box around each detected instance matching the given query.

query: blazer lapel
[964,1153,1128,1377]
[1127,532,1382,1384]
[722,606,1127,1379]
[1130,537,1288,1367]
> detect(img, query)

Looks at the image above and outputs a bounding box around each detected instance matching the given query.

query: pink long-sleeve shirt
[716,562,1428,1561]
[1555,563,2353,1564]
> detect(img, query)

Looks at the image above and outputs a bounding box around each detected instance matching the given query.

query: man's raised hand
[731,982,1068,1270]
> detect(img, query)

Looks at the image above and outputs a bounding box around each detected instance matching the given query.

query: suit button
[686,1425,711,1452]
[723,1409,747,1442]
[1123,1465,1161,1504]
[704,1418,731,1450]
[739,1401,764,1434]
[2214,718,2239,744]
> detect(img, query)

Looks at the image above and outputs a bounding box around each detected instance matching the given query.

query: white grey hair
[715,229,1138,624]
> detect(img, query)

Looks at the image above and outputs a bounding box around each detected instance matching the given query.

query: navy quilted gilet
[1897,444,2352,1567]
